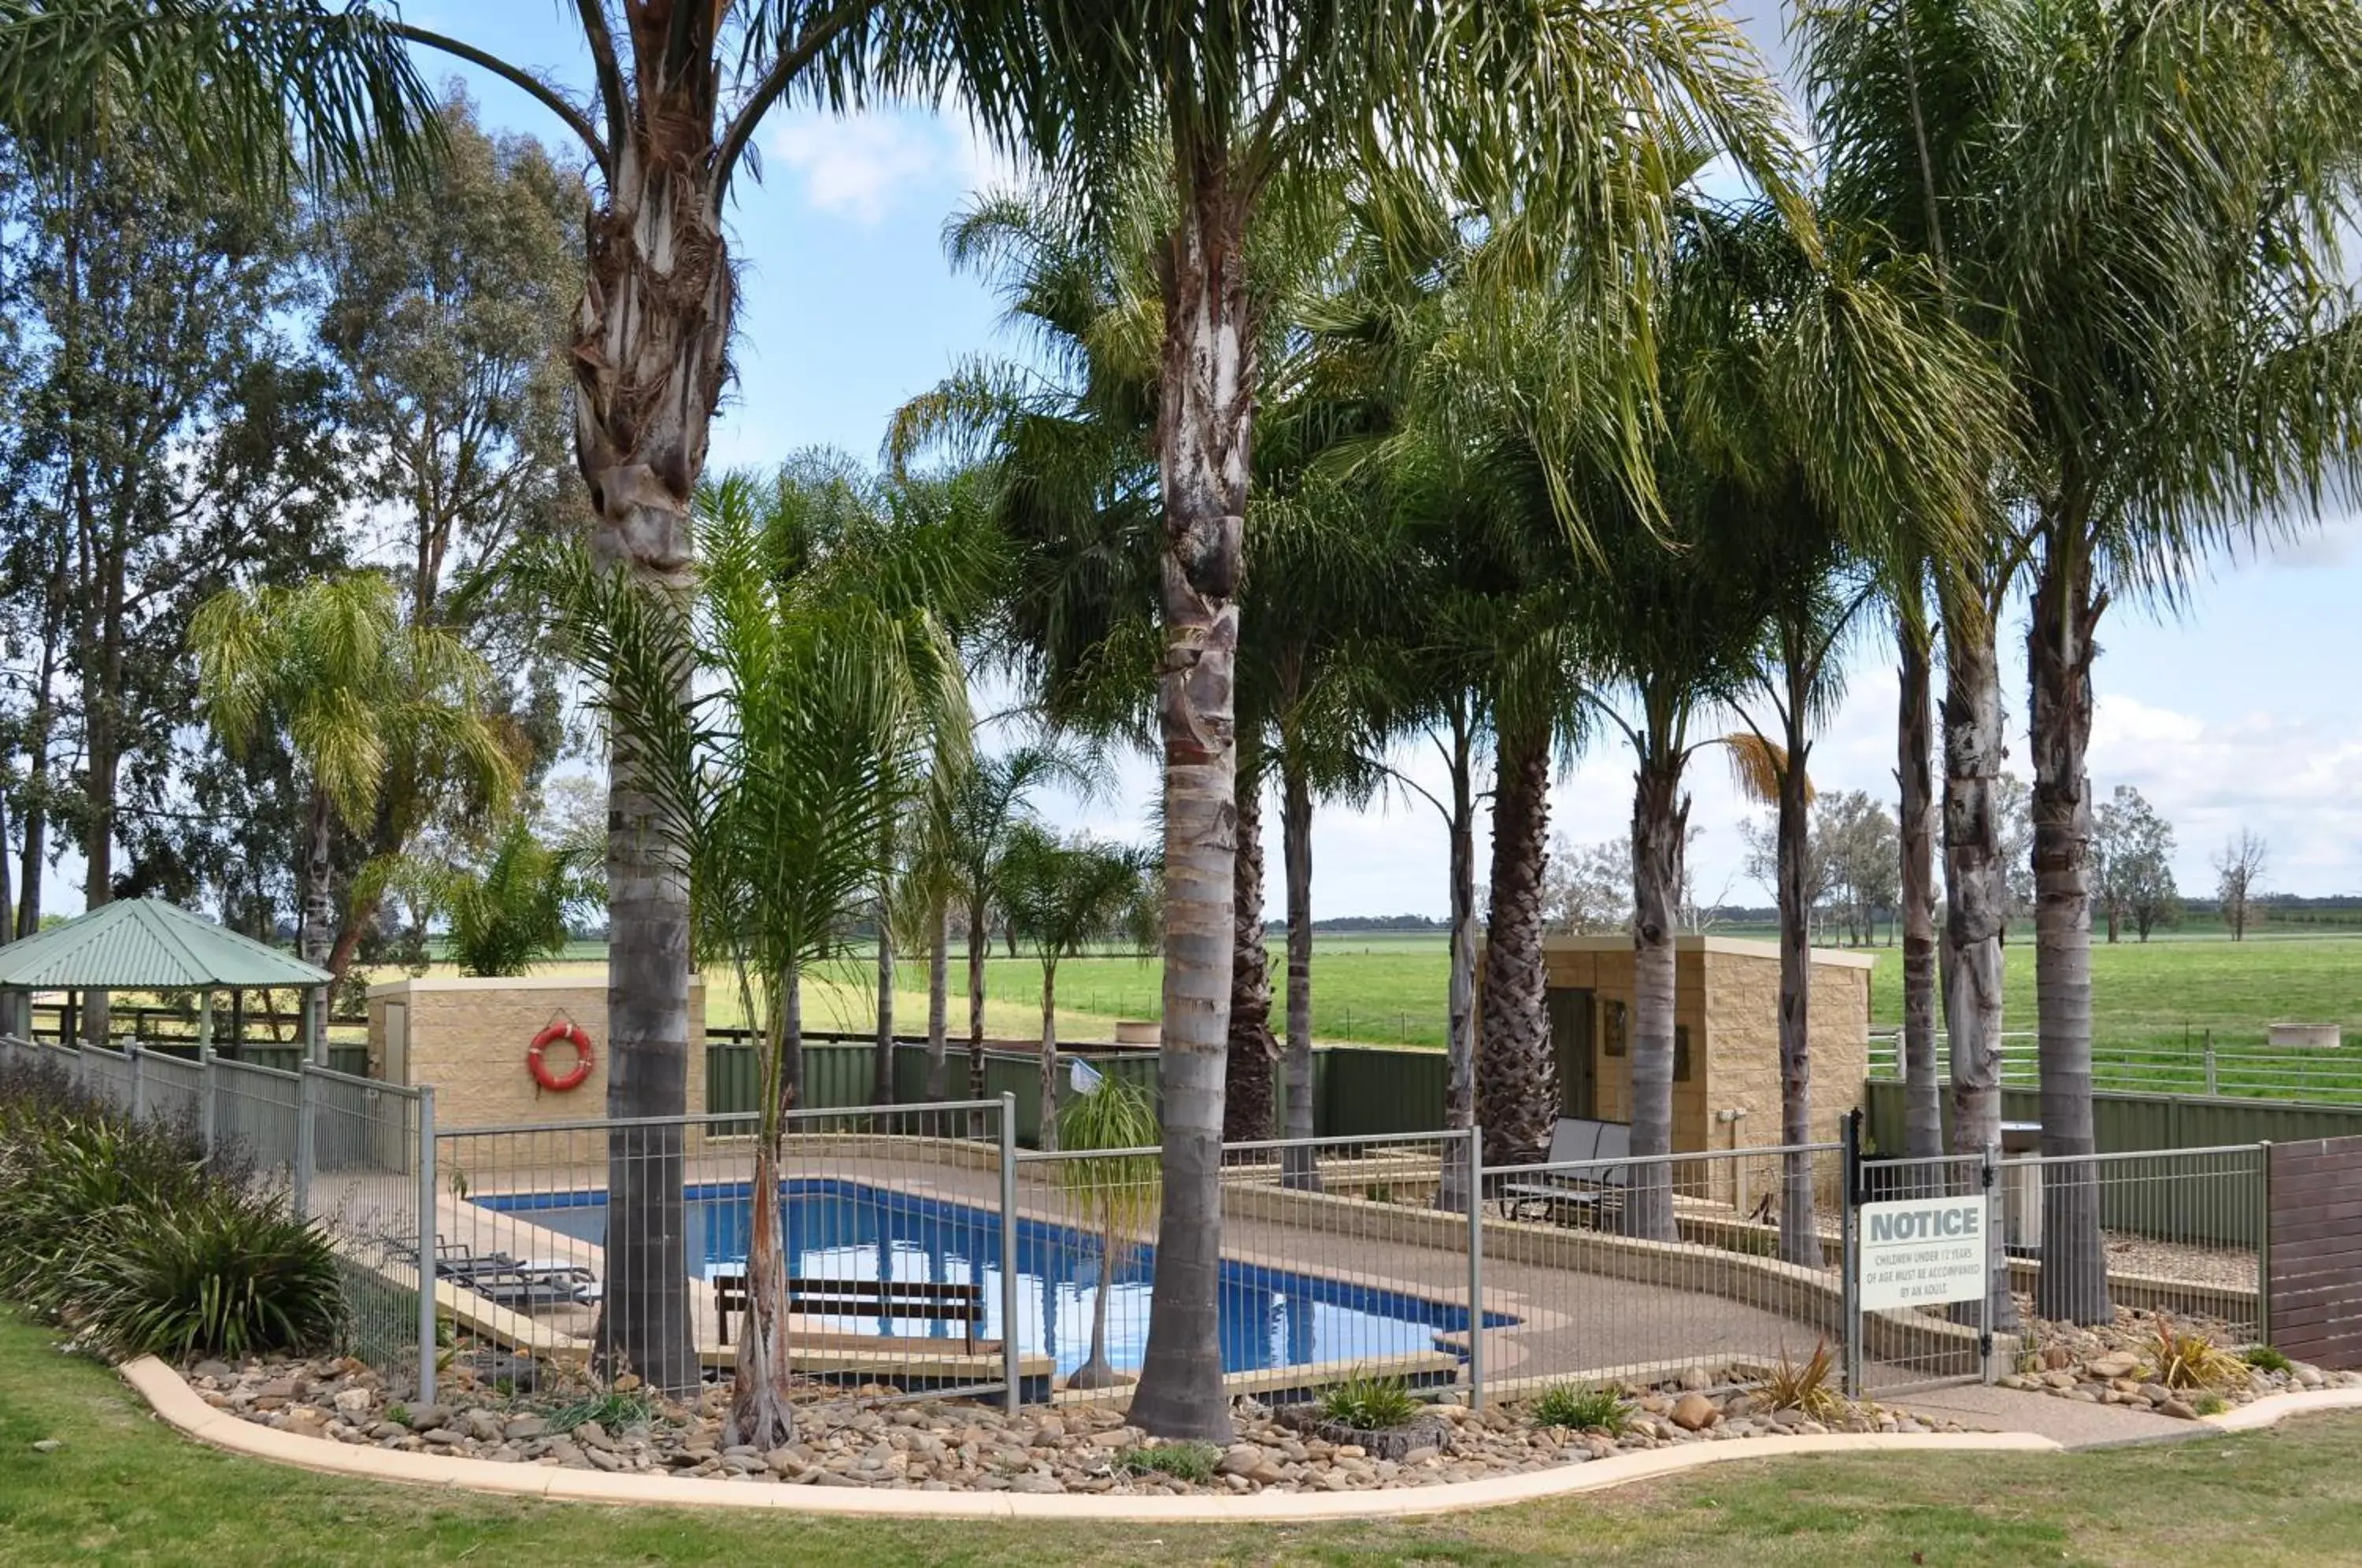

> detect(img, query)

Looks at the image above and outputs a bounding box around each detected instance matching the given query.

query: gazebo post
[197,989,216,1155]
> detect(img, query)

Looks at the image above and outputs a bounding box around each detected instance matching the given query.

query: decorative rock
[283,1408,332,1440]
[31,1439,60,1454]
[2160,1398,2197,1420]
[2086,1352,2140,1380]
[331,1387,375,1418]
[1670,1394,1720,1433]
[402,1404,450,1433]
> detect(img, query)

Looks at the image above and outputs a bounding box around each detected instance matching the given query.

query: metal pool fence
[431,1098,1014,1406]
[0,1034,432,1402]
[0,1035,2289,1418]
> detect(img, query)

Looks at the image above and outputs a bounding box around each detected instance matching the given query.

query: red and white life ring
[528,1021,594,1093]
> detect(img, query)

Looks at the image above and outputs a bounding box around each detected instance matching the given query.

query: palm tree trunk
[725,981,799,1450]
[1477,729,1557,1167]
[1939,579,2016,1331]
[1898,610,1944,1160]
[926,900,951,1100]
[1036,959,1061,1153]
[873,927,896,1107]
[2029,538,2109,1324]
[579,87,728,1392]
[1440,707,1478,1214]
[967,897,990,1100]
[1068,1201,1123,1391]
[1280,753,1318,1190]
[1129,173,1249,1447]
[298,787,337,969]
[1224,758,1276,1141]
[1625,738,1685,1241]
[1775,708,1819,1268]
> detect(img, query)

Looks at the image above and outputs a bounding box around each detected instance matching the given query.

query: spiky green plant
[1317,1370,1423,1431]
[1529,1382,1631,1434]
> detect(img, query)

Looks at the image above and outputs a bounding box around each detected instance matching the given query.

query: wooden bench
[713,1274,988,1351]
[1497,1117,1631,1219]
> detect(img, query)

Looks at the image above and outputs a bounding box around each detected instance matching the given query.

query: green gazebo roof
[0,899,329,991]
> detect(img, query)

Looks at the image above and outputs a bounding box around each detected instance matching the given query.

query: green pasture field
[404,926,2362,1101]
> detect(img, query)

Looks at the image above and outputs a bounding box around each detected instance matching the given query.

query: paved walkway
[1897,1383,2197,1448]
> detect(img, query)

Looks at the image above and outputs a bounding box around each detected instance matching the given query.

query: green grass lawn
[6,1311,2362,1566]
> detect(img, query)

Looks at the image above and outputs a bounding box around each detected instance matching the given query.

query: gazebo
[0,897,333,1064]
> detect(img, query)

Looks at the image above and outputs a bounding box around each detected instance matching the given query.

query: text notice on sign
[1857,1195,1989,1311]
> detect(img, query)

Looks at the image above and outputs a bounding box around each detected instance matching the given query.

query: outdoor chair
[1497,1117,1632,1224]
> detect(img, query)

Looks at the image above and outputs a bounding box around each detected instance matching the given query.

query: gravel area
[187,1356,1985,1497]
[1998,1299,2362,1418]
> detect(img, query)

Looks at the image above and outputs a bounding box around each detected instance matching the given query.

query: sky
[168,8,2358,922]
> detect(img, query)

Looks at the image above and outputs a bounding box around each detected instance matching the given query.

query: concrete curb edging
[2201,1388,2362,1433]
[120,1357,2056,1522]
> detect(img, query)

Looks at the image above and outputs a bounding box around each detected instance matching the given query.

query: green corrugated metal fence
[702,1037,1449,1145]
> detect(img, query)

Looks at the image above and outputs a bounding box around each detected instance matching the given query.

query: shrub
[69,1189,343,1361]
[2192,1392,2230,1416]
[1760,1339,1844,1421]
[2146,1318,2244,1392]
[1120,1441,1222,1482]
[1318,1370,1421,1430]
[1528,1382,1630,1434]
[0,1074,341,1363]
[2244,1345,2294,1375]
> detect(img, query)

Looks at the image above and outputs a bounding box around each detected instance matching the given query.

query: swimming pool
[477,1179,1510,1378]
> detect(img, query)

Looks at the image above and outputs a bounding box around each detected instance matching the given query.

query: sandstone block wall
[368,975,709,1174]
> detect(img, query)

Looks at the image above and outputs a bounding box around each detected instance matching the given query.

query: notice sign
[1858,1195,1988,1310]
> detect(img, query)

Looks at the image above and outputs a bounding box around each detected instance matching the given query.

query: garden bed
[185,1355,1984,1496]
[1997,1299,2362,1418]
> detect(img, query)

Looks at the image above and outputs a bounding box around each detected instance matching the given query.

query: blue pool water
[479,1179,1509,1378]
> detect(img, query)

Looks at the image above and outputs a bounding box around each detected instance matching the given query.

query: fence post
[128,1042,146,1122]
[1465,1125,1485,1410]
[294,1063,317,1221]
[416,1085,438,1407]
[196,993,217,1157]
[1980,1140,2000,1385]
[998,1091,1020,1416]
[2205,1041,2219,1098]
[2257,1141,2273,1348]
[1839,1109,1863,1400]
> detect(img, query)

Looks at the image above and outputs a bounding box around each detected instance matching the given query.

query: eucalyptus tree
[191,572,519,971]
[998,825,1153,1151]
[1805,0,2362,1324]
[527,471,969,1446]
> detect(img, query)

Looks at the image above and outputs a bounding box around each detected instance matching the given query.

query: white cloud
[763,106,1025,227]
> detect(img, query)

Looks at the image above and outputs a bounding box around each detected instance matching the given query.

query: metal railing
[1870,1029,2362,1104]
[2,1028,2282,1422]
[431,1097,1013,1403]
[0,1034,431,1401]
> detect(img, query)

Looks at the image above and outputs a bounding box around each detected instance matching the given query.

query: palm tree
[0,2,433,191]
[1053,1072,1161,1391]
[191,572,518,973]
[1805,0,2362,1324]
[913,0,1793,1443]
[527,466,969,1444]
[421,815,602,978]
[998,826,1152,1152]
[939,747,1090,1108]
[1891,560,1944,1162]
